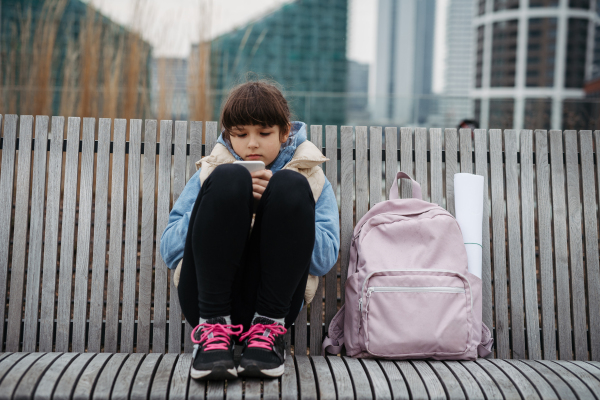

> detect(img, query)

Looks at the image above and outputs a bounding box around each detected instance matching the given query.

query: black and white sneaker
[237,317,287,378]
[190,317,243,380]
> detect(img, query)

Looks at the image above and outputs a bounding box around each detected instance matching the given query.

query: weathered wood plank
[205,380,224,400]
[459,128,472,173]
[311,356,336,400]
[443,361,485,400]
[187,376,206,400]
[489,129,509,358]
[33,353,79,400]
[0,353,29,383]
[360,359,391,400]
[92,353,129,400]
[519,129,542,360]
[105,119,127,353]
[154,120,173,353]
[71,118,95,352]
[504,360,559,400]
[536,360,594,399]
[138,120,157,353]
[111,353,146,400]
[444,128,458,216]
[475,359,521,399]
[245,378,262,400]
[263,377,279,400]
[88,119,112,353]
[343,357,373,399]
[325,125,338,332]
[414,127,428,201]
[150,354,180,400]
[430,128,443,207]
[281,356,297,400]
[296,356,317,400]
[535,130,557,360]
[570,360,600,380]
[55,117,81,352]
[295,308,308,356]
[474,128,493,329]
[169,354,192,400]
[0,352,44,400]
[549,130,573,360]
[12,352,62,400]
[400,127,412,199]
[340,126,353,303]
[551,361,600,395]
[564,130,588,360]
[411,361,446,400]
[504,129,526,359]
[225,379,242,400]
[427,361,466,400]
[121,119,142,353]
[72,353,113,400]
[378,360,410,400]
[385,127,398,199]
[488,359,540,399]
[369,126,382,206]
[130,353,162,400]
[310,125,322,150]
[6,115,33,352]
[0,114,15,351]
[520,360,575,399]
[22,116,49,352]
[580,131,600,362]
[395,361,428,400]
[52,353,96,400]
[459,361,503,400]
[326,356,354,400]
[355,126,368,222]
[205,121,218,153]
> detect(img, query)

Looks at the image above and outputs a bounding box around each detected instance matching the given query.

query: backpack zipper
[367,286,465,295]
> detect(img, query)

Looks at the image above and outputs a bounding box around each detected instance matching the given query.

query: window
[491,20,518,87]
[526,18,557,87]
[489,98,515,129]
[565,18,589,88]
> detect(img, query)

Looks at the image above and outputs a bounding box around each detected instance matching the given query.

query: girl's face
[229,124,289,166]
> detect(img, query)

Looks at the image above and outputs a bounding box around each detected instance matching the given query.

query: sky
[86,0,447,93]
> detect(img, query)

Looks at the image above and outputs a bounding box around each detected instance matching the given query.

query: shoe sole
[237,364,285,378]
[190,365,238,380]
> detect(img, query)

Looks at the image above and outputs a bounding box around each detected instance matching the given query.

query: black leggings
[178,164,315,330]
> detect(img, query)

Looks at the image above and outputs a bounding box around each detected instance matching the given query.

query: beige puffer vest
[174,140,329,306]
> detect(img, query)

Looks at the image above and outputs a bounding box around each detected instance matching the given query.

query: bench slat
[326,356,354,400]
[474,129,493,329]
[130,353,162,400]
[0,115,15,351]
[552,361,600,395]
[205,380,224,400]
[311,356,336,400]
[340,126,353,304]
[444,128,457,216]
[0,353,29,384]
[154,120,173,353]
[355,126,368,222]
[105,119,127,353]
[489,129,509,359]
[88,119,111,353]
[12,352,62,400]
[296,355,317,400]
[459,128,472,173]
[22,117,49,352]
[428,361,466,399]
[6,116,33,352]
[92,353,129,400]
[245,378,261,400]
[443,361,485,400]
[138,120,157,354]
[520,130,542,360]
[521,359,575,399]
[53,352,96,400]
[475,359,521,399]
[72,118,96,352]
[263,376,279,400]
[369,126,382,206]
[488,359,540,399]
[458,361,503,400]
[430,128,443,207]
[505,129,526,359]
[581,131,600,361]
[169,354,192,400]
[537,360,595,398]
[344,357,373,400]
[121,119,143,353]
[205,121,218,153]
[188,378,205,400]
[535,130,557,360]
[378,360,409,400]
[385,127,398,199]
[411,360,446,400]
[394,361,428,400]
[565,130,589,360]
[596,131,600,361]
[226,378,242,400]
[549,130,573,360]
[0,352,44,399]
[72,353,112,400]
[361,359,392,400]
[415,127,428,201]
[281,356,298,400]
[295,308,308,356]
[111,353,146,400]
[571,360,600,380]
[32,353,79,400]
[400,127,412,199]
[504,360,559,400]
[325,125,338,332]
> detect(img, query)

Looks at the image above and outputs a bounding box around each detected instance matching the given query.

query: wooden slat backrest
[1,115,599,362]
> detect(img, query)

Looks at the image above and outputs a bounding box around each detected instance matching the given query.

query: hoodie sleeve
[310,178,340,276]
[160,168,201,270]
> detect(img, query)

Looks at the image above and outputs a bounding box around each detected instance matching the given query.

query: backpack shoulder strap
[322,304,345,355]
[478,323,494,357]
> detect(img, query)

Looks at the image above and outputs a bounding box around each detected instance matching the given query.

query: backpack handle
[389,172,422,200]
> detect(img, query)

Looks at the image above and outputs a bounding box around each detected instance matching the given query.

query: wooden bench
[0,114,599,399]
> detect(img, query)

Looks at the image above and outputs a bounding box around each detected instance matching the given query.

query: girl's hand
[251,170,273,200]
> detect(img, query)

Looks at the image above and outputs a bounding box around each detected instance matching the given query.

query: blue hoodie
[160,121,340,277]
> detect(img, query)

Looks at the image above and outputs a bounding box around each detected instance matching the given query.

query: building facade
[472,0,597,130]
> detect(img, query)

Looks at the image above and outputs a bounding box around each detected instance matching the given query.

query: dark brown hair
[220,80,292,140]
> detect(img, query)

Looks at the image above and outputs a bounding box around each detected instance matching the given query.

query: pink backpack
[323,172,493,360]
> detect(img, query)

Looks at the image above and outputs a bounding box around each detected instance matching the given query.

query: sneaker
[190,317,243,380]
[237,317,287,378]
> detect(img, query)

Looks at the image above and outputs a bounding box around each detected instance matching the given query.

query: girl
[160,80,340,380]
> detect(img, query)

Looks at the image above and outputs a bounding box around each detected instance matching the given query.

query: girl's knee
[268,170,314,205]
[204,164,252,199]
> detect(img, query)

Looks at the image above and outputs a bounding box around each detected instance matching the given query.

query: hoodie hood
[217,121,308,173]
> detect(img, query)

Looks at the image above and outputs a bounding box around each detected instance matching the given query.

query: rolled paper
[454,173,484,279]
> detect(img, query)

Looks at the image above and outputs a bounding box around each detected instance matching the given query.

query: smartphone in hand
[233,160,265,173]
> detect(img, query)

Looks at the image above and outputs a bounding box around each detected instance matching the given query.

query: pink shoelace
[191,323,243,351]
[240,323,287,350]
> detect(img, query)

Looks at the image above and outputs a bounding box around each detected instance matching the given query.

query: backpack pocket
[361,270,473,358]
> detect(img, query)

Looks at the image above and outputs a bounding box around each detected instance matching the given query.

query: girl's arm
[310,179,340,276]
[160,169,202,270]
